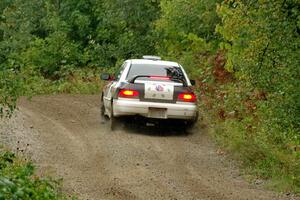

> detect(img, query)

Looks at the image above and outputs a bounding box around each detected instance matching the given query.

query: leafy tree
[90,0,160,67]
[217,0,300,141]
[215,0,300,190]
[155,0,221,76]
[0,0,162,115]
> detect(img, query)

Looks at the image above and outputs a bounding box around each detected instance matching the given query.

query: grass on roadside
[22,68,105,96]
[198,82,300,195]
[0,147,72,200]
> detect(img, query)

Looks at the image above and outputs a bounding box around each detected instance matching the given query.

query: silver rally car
[101,56,198,130]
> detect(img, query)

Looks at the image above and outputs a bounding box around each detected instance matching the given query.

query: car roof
[128,59,180,67]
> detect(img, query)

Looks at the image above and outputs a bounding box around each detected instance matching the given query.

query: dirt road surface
[0,95,298,200]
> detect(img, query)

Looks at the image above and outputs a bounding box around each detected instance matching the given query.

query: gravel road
[0,95,298,200]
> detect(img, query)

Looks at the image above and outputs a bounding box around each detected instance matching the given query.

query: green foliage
[0,0,299,195]
[0,149,69,200]
[211,0,300,192]
[156,0,221,77]
[90,0,160,66]
[155,0,300,193]
[0,68,22,117]
[22,32,81,80]
[0,0,161,114]
[217,0,300,132]
[19,68,104,96]
[157,0,220,41]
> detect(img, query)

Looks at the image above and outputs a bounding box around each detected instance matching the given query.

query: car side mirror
[100,73,111,81]
[190,79,196,86]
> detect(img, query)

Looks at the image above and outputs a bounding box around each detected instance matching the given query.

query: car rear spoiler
[129,75,187,86]
[129,75,151,83]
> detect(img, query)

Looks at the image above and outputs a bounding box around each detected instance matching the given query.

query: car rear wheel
[110,102,119,131]
[181,120,196,134]
[100,97,109,123]
[100,99,105,116]
[184,112,199,132]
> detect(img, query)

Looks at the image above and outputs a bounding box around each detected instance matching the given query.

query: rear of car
[101,56,198,130]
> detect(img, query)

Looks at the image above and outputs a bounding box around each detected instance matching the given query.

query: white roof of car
[128,59,180,67]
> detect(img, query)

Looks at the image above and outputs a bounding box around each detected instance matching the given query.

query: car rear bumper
[113,98,198,120]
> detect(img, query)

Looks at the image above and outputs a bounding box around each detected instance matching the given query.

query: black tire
[110,103,118,131]
[100,97,108,124]
[185,120,196,129]
[100,98,105,117]
[110,116,116,131]
[182,120,195,134]
[184,112,199,132]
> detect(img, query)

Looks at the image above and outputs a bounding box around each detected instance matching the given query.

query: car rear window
[126,64,186,82]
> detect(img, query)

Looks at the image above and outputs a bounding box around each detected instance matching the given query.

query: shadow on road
[117,117,197,137]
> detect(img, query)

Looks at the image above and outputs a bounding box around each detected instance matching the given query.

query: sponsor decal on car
[155,85,164,92]
[145,83,174,100]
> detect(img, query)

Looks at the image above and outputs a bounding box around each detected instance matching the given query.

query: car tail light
[149,76,170,80]
[118,89,139,98]
[178,93,197,102]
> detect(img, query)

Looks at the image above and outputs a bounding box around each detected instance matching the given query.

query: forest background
[0,0,299,196]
